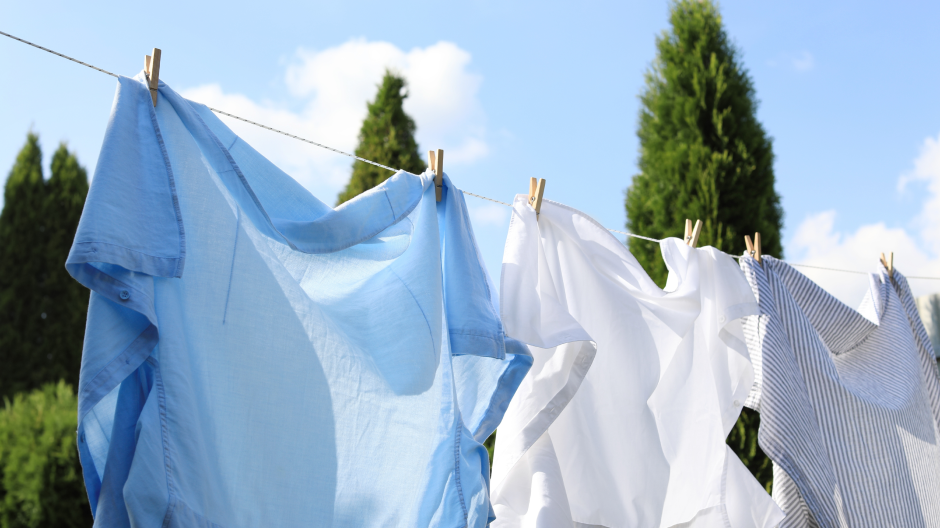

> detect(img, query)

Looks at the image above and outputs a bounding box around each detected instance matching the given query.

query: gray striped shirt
[739,255,940,527]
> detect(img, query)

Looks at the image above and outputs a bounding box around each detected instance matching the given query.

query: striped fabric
[739,255,940,527]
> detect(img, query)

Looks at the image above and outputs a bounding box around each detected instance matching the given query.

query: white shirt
[491,196,783,527]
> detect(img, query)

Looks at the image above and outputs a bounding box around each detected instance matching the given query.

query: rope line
[206,107,399,173]
[461,194,662,242]
[0,30,119,78]
[607,228,662,243]
[3,29,939,280]
[461,191,511,207]
[787,263,940,280]
[788,263,868,275]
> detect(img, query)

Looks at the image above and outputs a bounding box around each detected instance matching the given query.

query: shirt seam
[78,324,157,422]
[452,187,504,340]
[222,208,240,324]
[147,89,186,277]
[448,330,501,340]
[71,241,181,263]
[499,199,522,326]
[389,268,437,354]
[152,358,179,528]
[453,419,468,525]
[383,188,397,219]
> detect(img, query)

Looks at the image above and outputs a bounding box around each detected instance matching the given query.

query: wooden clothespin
[428,149,444,202]
[144,48,161,107]
[745,232,763,265]
[528,177,545,218]
[880,251,894,278]
[684,219,702,247]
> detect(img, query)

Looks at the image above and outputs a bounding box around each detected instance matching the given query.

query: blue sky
[3,0,940,304]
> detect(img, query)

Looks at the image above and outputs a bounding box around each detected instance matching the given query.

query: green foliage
[483,431,496,474]
[0,135,89,402]
[626,0,781,490]
[626,0,783,285]
[337,71,427,204]
[0,134,47,401]
[0,381,91,528]
[727,407,773,492]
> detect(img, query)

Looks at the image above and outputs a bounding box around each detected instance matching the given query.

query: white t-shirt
[491,196,783,527]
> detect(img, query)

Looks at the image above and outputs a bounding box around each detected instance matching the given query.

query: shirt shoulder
[67,74,185,284]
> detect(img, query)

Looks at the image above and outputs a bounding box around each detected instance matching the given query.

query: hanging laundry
[491,197,783,527]
[739,256,940,527]
[66,73,531,528]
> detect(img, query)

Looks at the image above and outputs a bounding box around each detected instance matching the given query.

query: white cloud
[790,51,815,72]
[903,133,940,253]
[787,133,940,305]
[467,201,511,229]
[180,39,488,202]
[767,51,815,73]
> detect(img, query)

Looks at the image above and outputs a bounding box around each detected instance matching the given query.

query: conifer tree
[0,134,89,402]
[41,145,90,389]
[627,0,783,282]
[625,0,782,490]
[0,134,50,401]
[337,71,426,204]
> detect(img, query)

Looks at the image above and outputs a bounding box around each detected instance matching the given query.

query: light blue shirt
[67,73,531,528]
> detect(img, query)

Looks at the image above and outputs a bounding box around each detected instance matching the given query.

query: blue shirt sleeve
[67,74,182,417]
[439,176,508,360]
[439,176,533,438]
[68,75,185,282]
[65,75,183,517]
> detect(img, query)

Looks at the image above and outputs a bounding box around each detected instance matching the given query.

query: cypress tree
[337,71,426,205]
[41,145,90,390]
[0,135,89,402]
[625,0,782,490]
[0,134,50,401]
[627,0,783,282]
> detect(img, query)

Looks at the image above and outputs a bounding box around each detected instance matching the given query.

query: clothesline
[3,29,939,280]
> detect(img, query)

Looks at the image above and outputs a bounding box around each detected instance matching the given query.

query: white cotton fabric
[491,196,784,528]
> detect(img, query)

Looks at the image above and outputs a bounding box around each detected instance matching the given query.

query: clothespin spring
[683,219,702,247]
[880,252,894,279]
[428,149,444,202]
[144,48,161,107]
[745,232,763,266]
[528,177,545,218]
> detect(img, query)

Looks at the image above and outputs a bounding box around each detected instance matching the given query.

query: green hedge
[0,381,91,528]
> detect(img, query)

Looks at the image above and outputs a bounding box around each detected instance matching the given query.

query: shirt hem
[68,241,182,278]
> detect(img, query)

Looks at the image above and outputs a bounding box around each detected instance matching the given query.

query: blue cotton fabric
[67,73,532,528]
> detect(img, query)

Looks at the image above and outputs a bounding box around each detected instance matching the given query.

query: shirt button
[733,399,742,407]
[119,290,130,301]
[719,315,727,323]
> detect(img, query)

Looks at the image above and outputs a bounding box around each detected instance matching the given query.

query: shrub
[0,381,91,528]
